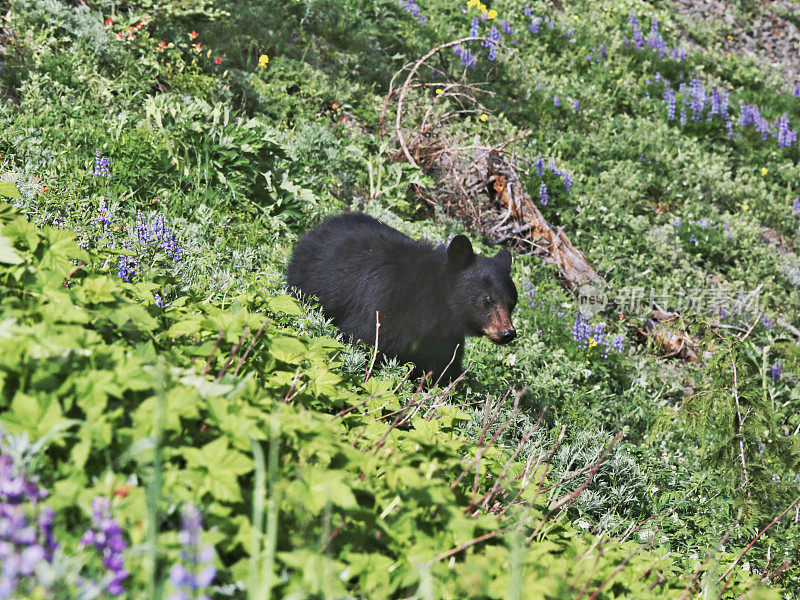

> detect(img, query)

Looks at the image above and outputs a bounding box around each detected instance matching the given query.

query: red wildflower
[214,56,222,64]
[187,30,199,39]
[114,485,132,498]
[104,18,113,28]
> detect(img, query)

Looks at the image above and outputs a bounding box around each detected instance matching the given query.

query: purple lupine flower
[572,99,579,111]
[167,504,216,600]
[663,87,676,120]
[613,334,624,352]
[486,26,500,61]
[672,217,682,228]
[553,95,560,107]
[154,292,165,308]
[134,212,182,262]
[524,7,531,18]
[794,84,800,97]
[538,182,548,206]
[776,113,797,147]
[469,16,479,38]
[741,104,772,139]
[689,234,697,244]
[792,198,799,214]
[524,280,535,306]
[116,254,137,282]
[571,313,592,348]
[648,16,666,51]
[680,107,686,126]
[0,437,58,597]
[591,322,611,357]
[629,11,644,49]
[763,316,774,328]
[688,76,706,120]
[92,151,112,179]
[81,497,129,596]
[454,45,477,68]
[770,362,782,380]
[399,0,426,25]
[534,156,544,177]
[710,88,723,117]
[501,21,512,35]
[528,17,541,34]
[739,103,753,127]
[562,172,573,193]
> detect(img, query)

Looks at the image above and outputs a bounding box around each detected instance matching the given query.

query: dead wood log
[381,45,605,293]
[637,311,699,361]
[484,153,605,292]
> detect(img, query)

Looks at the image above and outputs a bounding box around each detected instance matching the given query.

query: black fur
[287,213,517,381]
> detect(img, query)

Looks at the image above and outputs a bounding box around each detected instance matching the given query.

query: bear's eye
[482,295,492,307]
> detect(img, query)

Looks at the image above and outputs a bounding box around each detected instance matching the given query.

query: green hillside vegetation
[0,0,799,597]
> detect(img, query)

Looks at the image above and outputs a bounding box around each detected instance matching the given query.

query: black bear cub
[287,213,518,381]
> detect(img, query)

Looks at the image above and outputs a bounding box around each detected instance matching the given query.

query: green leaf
[269,335,307,364]
[0,392,64,439]
[307,364,341,396]
[166,316,204,338]
[267,294,302,316]
[0,201,20,223]
[0,236,23,264]
[304,466,358,512]
[0,182,22,199]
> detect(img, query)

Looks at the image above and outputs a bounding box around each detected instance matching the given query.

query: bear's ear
[447,235,474,270]
[494,248,512,272]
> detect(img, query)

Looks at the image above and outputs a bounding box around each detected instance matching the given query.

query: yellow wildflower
[467,0,479,7]
[742,202,750,211]
[727,35,733,40]
[573,15,579,21]
[435,88,443,95]
[258,54,269,68]
[487,9,497,19]
[479,114,488,122]
[761,167,768,176]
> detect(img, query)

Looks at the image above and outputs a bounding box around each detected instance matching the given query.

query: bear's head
[446,235,517,344]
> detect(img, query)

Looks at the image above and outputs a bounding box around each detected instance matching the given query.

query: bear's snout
[483,305,516,345]
[497,328,516,344]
